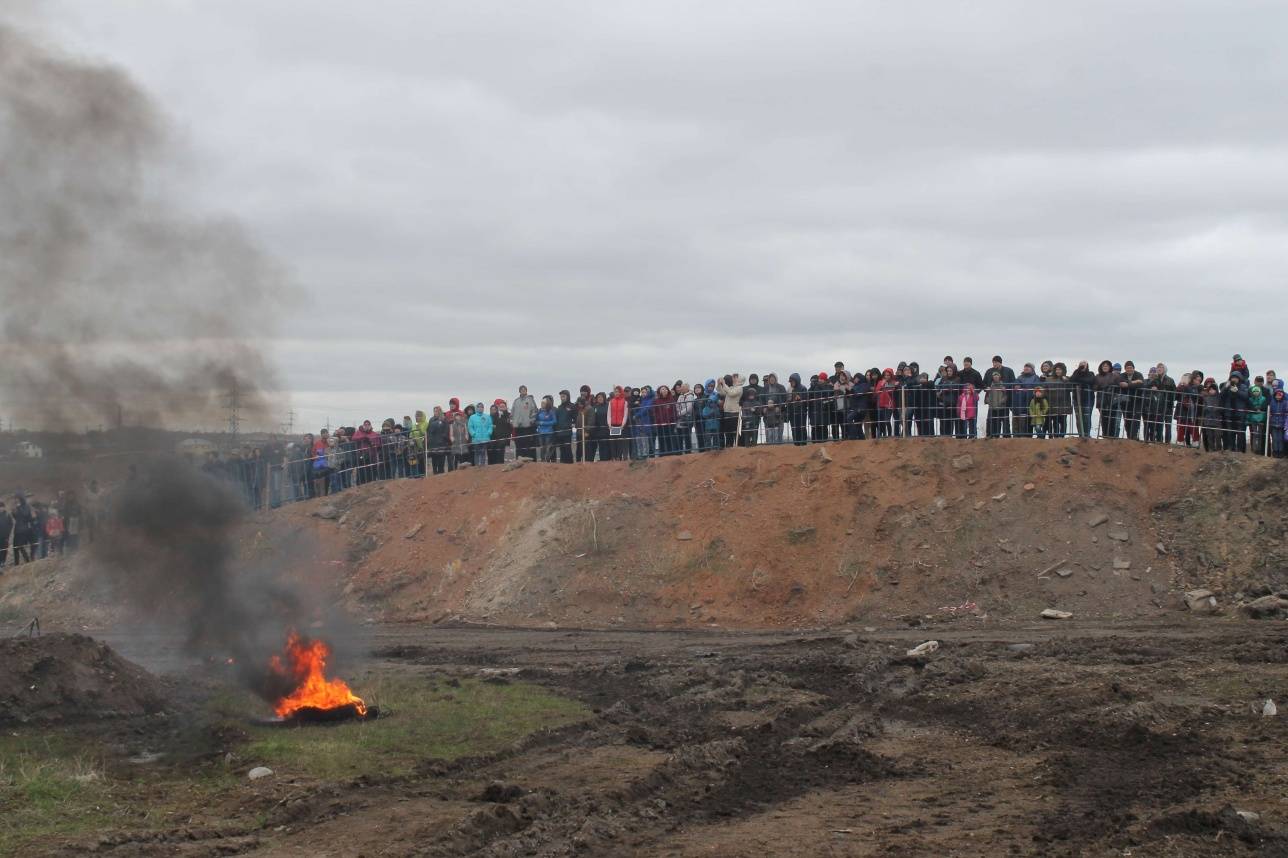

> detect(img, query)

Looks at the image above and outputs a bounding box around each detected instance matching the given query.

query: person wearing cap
[1247,385,1269,455]
[1230,354,1250,383]
[1116,361,1145,440]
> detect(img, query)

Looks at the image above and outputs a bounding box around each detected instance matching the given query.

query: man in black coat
[987,355,1016,437]
[11,495,36,565]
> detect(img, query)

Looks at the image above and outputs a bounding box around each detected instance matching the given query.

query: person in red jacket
[608,386,630,460]
[350,420,382,484]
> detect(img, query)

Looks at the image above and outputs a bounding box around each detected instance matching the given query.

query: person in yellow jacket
[1029,386,1050,439]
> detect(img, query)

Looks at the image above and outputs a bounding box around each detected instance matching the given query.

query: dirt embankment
[240,439,1284,629]
[0,633,166,726]
[3,440,1282,633]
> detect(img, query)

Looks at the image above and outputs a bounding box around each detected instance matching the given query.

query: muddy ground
[41,619,1285,857]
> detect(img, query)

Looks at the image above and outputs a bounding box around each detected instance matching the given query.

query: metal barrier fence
[209,383,1282,512]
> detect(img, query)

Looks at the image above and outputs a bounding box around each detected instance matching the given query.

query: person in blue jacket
[467,402,493,467]
[632,386,656,459]
[535,395,558,461]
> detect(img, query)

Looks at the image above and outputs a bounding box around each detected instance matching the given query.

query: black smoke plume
[0,22,336,701]
[0,23,280,430]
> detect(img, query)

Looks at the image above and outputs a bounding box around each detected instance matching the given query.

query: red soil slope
[252,439,1277,629]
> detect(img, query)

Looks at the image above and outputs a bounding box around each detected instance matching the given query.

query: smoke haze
[0,23,281,431]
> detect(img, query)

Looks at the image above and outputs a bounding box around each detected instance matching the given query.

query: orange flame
[269,630,367,718]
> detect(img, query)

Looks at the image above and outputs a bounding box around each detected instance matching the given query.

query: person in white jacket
[716,374,743,449]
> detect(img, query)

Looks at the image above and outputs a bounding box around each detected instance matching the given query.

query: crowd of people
[184,353,1285,512]
[0,483,100,572]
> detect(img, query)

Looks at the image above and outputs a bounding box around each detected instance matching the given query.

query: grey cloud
[28,1,1288,428]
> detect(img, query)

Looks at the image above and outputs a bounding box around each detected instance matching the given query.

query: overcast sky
[22,1,1288,431]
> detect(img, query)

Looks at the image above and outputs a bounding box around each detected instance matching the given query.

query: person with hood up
[1247,385,1268,455]
[512,385,539,462]
[786,373,809,445]
[875,368,899,438]
[631,386,656,459]
[739,374,763,447]
[468,402,493,467]
[409,410,429,476]
[1029,386,1050,438]
[697,385,722,451]
[446,397,464,422]
[607,385,631,459]
[761,373,787,445]
[716,374,744,449]
[1270,382,1287,457]
[351,420,382,484]
[1174,372,1201,448]
[806,372,831,442]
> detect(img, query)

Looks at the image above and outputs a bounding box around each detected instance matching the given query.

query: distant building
[16,441,43,459]
[176,437,217,460]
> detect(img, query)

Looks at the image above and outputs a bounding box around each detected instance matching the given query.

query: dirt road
[80,619,1287,857]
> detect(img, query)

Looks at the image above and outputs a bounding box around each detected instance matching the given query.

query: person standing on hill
[717,374,744,449]
[1220,373,1250,452]
[761,372,787,445]
[468,402,493,466]
[512,385,538,461]
[0,500,11,571]
[1248,385,1269,455]
[1269,383,1287,457]
[786,373,809,445]
[739,375,762,447]
[1117,361,1146,440]
[490,399,514,465]
[1029,387,1050,438]
[1069,360,1096,437]
[607,385,631,459]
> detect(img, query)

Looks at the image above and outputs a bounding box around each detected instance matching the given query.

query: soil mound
[0,633,166,725]
[249,439,1284,629]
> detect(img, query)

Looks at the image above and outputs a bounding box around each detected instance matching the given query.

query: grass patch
[233,675,587,780]
[0,673,586,853]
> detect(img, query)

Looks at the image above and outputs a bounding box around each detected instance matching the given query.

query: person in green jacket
[1247,385,1269,455]
[1029,386,1050,439]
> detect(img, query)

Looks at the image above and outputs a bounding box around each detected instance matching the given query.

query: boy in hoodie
[468,403,493,466]
[1028,387,1050,438]
[761,373,787,444]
